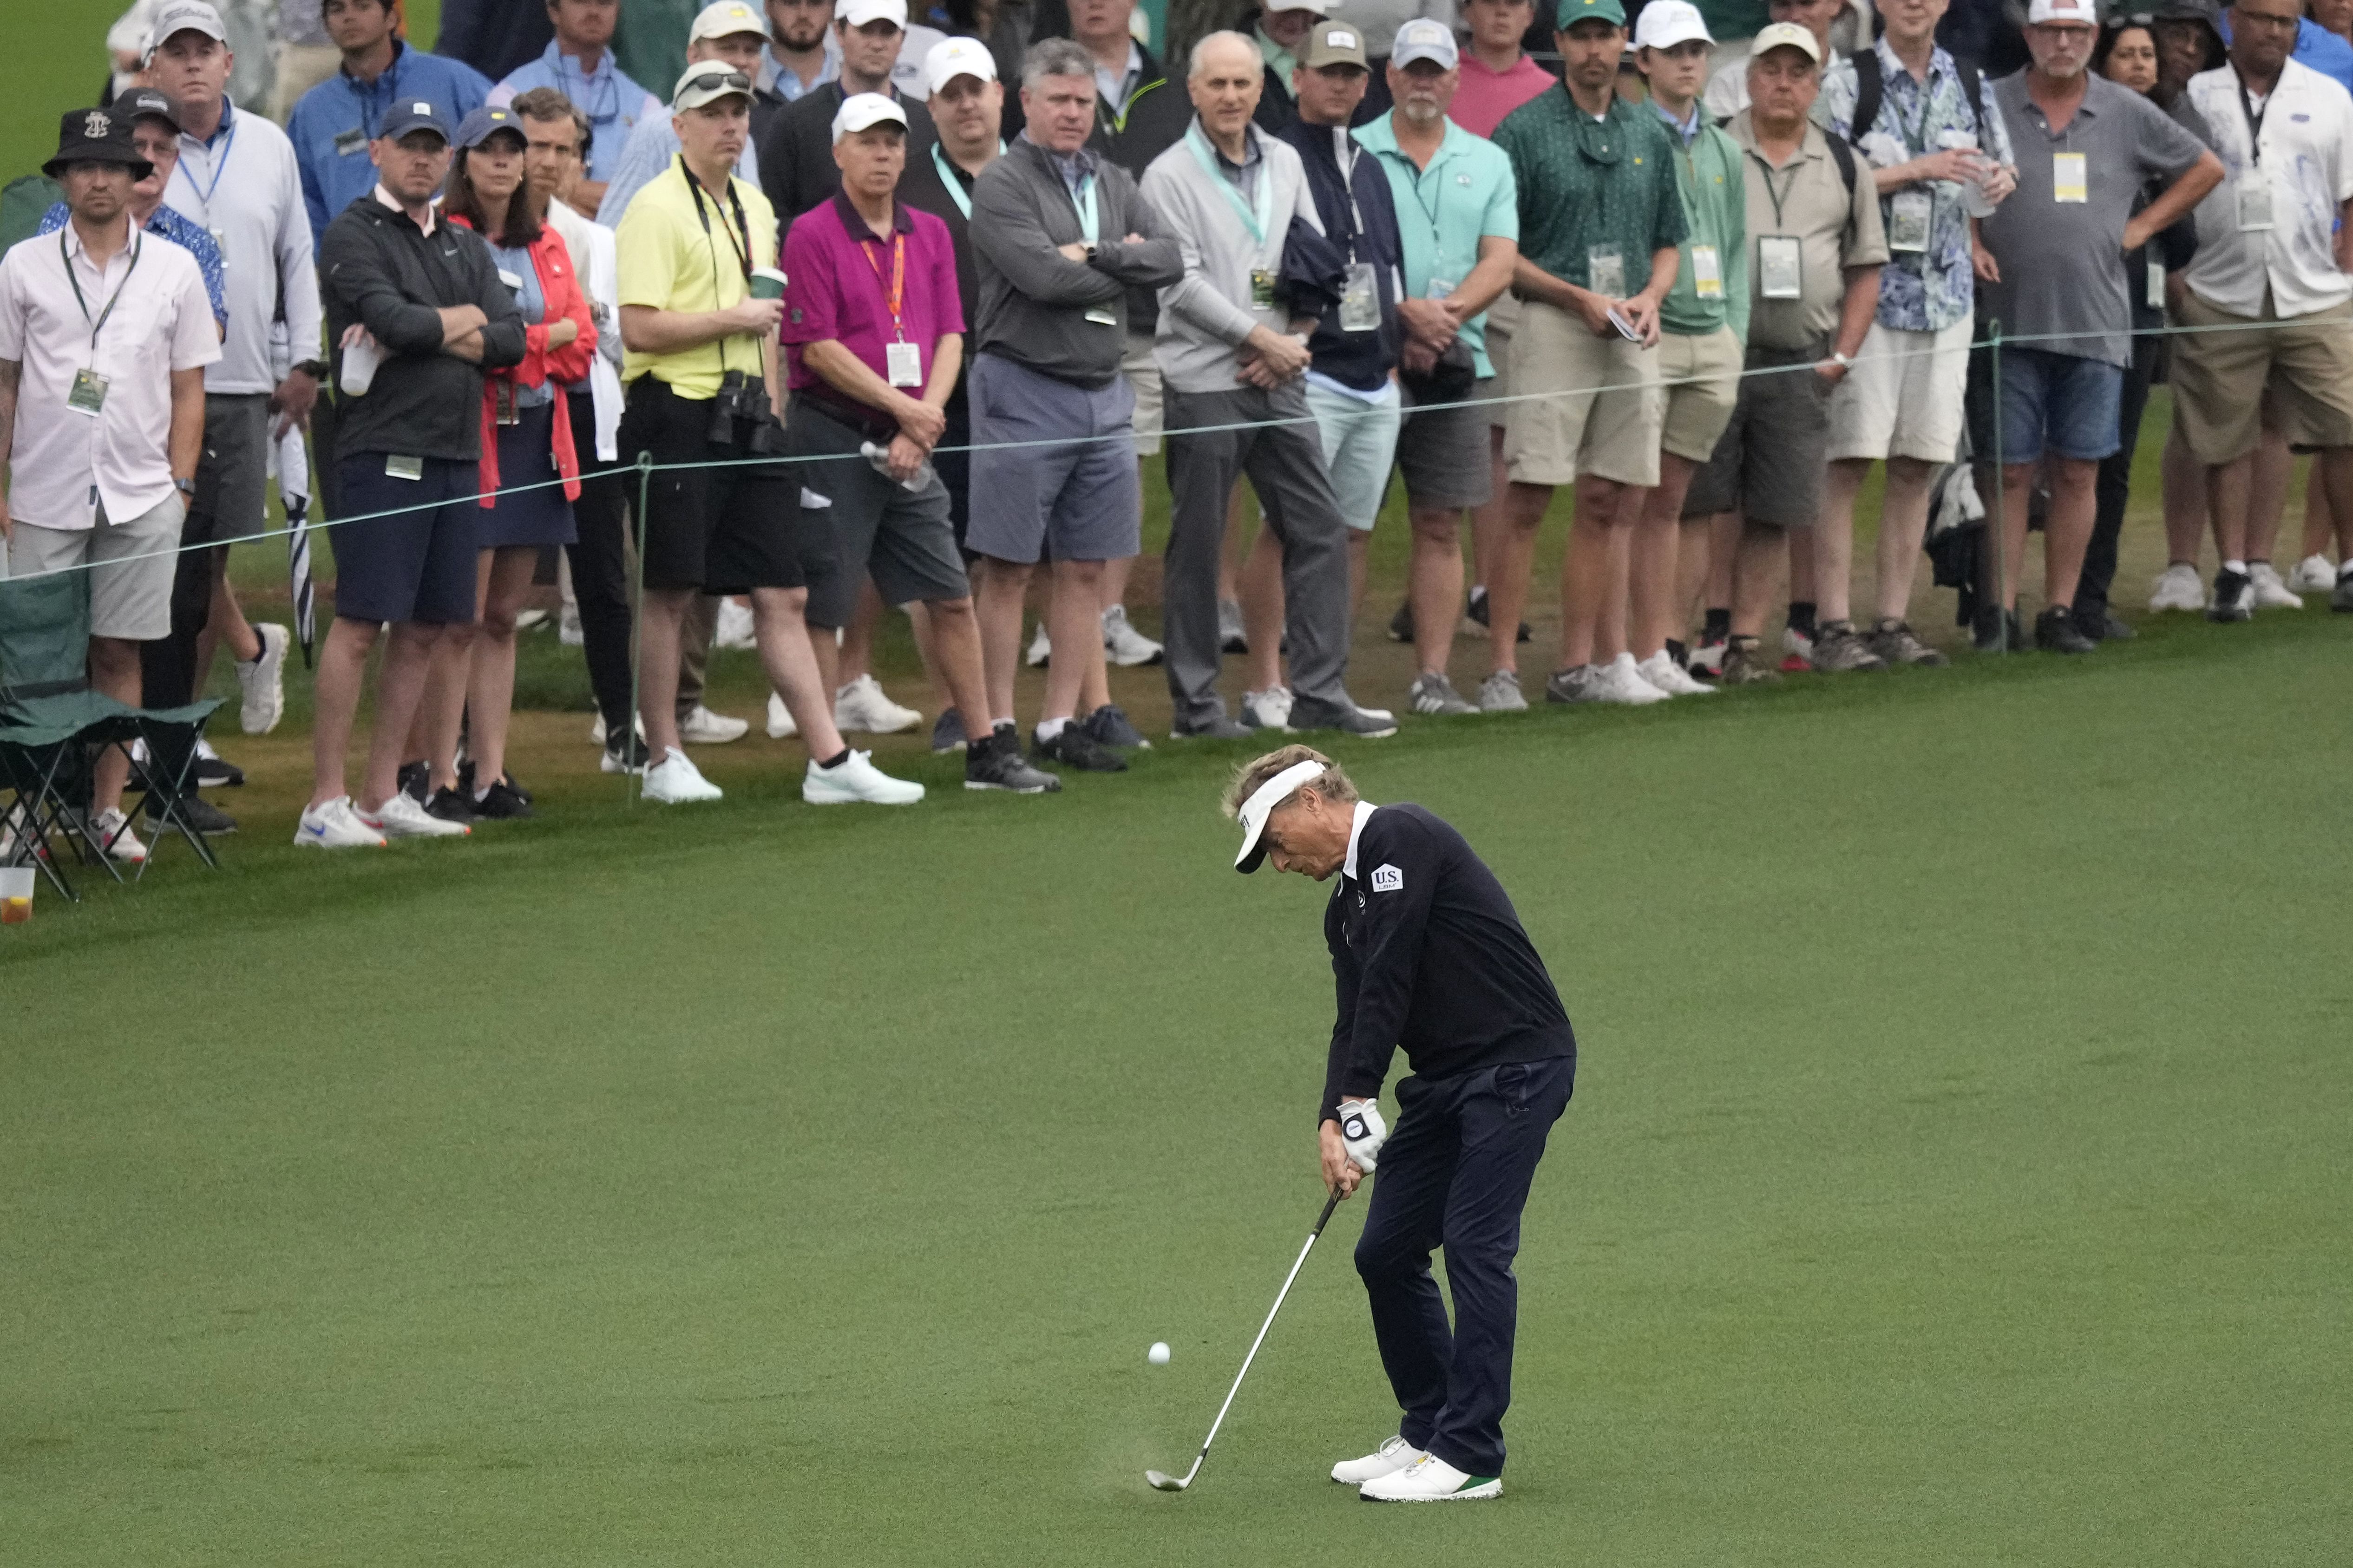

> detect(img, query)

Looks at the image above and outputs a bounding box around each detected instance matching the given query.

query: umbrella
[271,422,317,668]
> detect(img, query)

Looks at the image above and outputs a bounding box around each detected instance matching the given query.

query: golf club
[1146,1184,1348,1493]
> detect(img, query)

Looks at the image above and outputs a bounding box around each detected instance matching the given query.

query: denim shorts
[1997,347,2124,464]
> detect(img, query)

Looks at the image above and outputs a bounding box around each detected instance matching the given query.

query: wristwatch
[292,359,329,379]
[174,477,197,497]
[1829,350,1855,369]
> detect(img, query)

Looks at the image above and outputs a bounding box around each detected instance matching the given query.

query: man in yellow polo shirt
[615,61,923,806]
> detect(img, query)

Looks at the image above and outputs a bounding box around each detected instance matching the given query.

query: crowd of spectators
[7,0,2352,859]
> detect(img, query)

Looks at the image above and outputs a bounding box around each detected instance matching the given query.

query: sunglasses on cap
[684,69,754,91]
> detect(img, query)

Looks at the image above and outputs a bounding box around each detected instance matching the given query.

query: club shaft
[1178,1188,1347,1484]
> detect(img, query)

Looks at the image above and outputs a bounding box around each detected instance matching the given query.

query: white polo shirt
[2184,57,2353,317]
[0,223,220,531]
[160,97,322,395]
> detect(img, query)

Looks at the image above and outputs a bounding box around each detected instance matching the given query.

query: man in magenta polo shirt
[780,91,1060,794]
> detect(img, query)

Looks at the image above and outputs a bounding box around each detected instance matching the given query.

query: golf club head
[1145,1469,1188,1492]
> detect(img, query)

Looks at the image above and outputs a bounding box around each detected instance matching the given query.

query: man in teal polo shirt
[1489,0,1688,707]
[1358,18,1524,716]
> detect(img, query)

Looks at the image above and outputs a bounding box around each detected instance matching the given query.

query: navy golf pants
[1355,1053,1574,1479]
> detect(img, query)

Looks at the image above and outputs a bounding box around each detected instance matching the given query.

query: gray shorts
[965,353,1143,564]
[1395,375,1495,510]
[195,392,273,542]
[790,405,972,628]
[5,494,184,640]
[1684,344,1833,529]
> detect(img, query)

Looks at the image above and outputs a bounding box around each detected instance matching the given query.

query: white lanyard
[1185,123,1275,245]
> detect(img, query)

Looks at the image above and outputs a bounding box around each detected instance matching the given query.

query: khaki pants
[2168,290,2353,464]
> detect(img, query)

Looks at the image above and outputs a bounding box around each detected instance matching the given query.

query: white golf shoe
[2287,553,2338,593]
[1357,1453,1501,1503]
[714,595,757,649]
[295,796,388,849]
[236,622,290,734]
[2248,561,2304,609]
[802,750,924,805]
[766,691,799,738]
[834,673,922,734]
[678,703,750,744]
[642,746,723,804]
[1025,621,1052,667]
[1101,604,1164,666]
[2149,562,2205,612]
[1593,653,1670,705]
[1635,649,1716,696]
[1331,1436,1424,1486]
[359,792,469,839]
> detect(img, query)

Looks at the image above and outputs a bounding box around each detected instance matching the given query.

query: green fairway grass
[7,610,2349,1565]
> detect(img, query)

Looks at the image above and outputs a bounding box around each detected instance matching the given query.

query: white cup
[1,865,34,926]
[340,331,382,397]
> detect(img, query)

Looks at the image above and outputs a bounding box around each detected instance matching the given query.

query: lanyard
[173,115,238,219]
[1185,123,1275,245]
[928,140,1008,221]
[682,157,754,281]
[1070,170,1100,245]
[2236,71,2271,165]
[1752,149,1799,230]
[61,229,144,353]
[859,224,909,341]
[1331,127,1370,262]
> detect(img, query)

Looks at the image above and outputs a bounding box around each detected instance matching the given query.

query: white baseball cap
[1390,18,1460,70]
[923,36,998,97]
[2025,0,2097,23]
[1748,20,1822,63]
[144,0,228,59]
[689,1,771,43]
[832,91,911,143]
[838,0,911,29]
[1266,0,1341,16]
[1633,0,1713,51]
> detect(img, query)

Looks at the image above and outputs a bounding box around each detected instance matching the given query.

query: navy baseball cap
[116,87,182,132]
[376,98,450,144]
[453,105,527,150]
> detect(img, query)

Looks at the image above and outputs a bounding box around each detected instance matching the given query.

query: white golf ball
[1147,1341,1171,1366]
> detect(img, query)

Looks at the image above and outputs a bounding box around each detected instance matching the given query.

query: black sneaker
[1972,606,2025,652]
[470,777,534,820]
[1081,703,1149,749]
[398,759,432,804]
[1466,586,1532,644]
[424,786,478,824]
[193,751,245,789]
[2033,605,2097,654]
[965,730,1062,793]
[601,735,651,775]
[457,759,532,806]
[1288,696,1398,738]
[2208,568,2253,622]
[1171,713,1253,740]
[2075,606,2135,642]
[1037,724,1127,772]
[144,792,237,835]
[1385,599,1414,642]
[931,708,968,753]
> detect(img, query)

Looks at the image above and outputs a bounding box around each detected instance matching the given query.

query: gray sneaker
[1543,665,1601,704]
[1289,696,1399,738]
[1171,712,1254,740]
[1476,668,1527,712]
[1809,620,1888,673]
[1081,703,1150,749]
[1867,620,1949,667]
[930,708,968,753]
[1408,672,1477,715]
[1719,635,1782,686]
[965,728,1062,793]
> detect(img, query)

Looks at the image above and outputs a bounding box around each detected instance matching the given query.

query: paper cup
[749,267,787,301]
[0,866,34,926]
[340,333,382,397]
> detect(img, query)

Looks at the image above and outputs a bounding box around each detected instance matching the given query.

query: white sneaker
[1593,653,1670,705]
[360,792,469,838]
[2287,553,2337,593]
[767,691,799,738]
[2149,562,2205,612]
[714,595,758,649]
[1025,621,1052,667]
[802,748,925,804]
[2248,561,2304,609]
[1358,1453,1501,1503]
[236,622,290,734]
[834,673,922,734]
[589,713,648,747]
[1241,686,1295,730]
[678,704,750,744]
[1332,1436,1425,1486]
[1101,604,1165,666]
[91,808,148,863]
[1635,649,1716,696]
[642,746,724,804]
[1476,668,1527,712]
[295,796,387,849]
[559,604,584,646]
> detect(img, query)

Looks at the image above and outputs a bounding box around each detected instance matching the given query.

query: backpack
[1847,47,1990,161]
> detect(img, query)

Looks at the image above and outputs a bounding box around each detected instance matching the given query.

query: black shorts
[331,452,481,625]
[618,377,823,594]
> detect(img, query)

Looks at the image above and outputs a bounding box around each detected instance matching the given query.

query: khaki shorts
[5,494,184,640]
[1827,317,1974,464]
[1658,325,1744,464]
[1483,289,1521,426]
[1121,331,1163,457]
[1500,298,1664,489]
[2169,291,2353,464]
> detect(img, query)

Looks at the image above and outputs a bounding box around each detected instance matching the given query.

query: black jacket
[1278,118,1403,394]
[1321,804,1575,1124]
[432,0,554,82]
[895,141,984,343]
[756,82,937,229]
[319,196,525,464]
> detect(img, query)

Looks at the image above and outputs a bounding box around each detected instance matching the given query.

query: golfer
[1225,744,1576,1503]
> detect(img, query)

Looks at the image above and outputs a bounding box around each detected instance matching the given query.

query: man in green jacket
[1629,0,1744,695]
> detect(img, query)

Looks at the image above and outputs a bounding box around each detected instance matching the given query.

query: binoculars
[710,370,788,455]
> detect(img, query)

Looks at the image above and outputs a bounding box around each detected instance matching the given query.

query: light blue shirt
[757,35,842,102]
[596,118,761,228]
[287,42,494,254]
[489,43,663,183]
[1354,115,1519,379]
[1654,98,1703,148]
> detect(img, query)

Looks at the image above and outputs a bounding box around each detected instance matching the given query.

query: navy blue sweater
[1321,804,1575,1124]
[1278,119,1403,395]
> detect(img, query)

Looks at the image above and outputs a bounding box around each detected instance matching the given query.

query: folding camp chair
[0,570,223,899]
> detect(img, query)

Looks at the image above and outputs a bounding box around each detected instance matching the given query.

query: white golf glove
[1337,1099,1388,1174]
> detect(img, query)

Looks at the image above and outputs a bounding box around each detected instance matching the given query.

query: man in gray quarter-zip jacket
[1137,29,1393,742]
[967,39,1186,771]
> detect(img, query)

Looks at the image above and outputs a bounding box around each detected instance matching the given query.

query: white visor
[1232,760,1330,873]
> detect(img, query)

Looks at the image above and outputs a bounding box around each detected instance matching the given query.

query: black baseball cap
[376,98,451,144]
[42,106,153,181]
[114,88,182,133]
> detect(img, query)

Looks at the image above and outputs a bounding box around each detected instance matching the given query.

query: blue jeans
[1353,1052,1575,1478]
[1997,347,2124,464]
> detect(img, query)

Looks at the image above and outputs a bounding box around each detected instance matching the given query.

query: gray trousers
[1162,383,1352,725]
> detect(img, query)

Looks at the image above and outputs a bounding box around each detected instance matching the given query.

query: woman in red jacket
[417,107,600,822]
